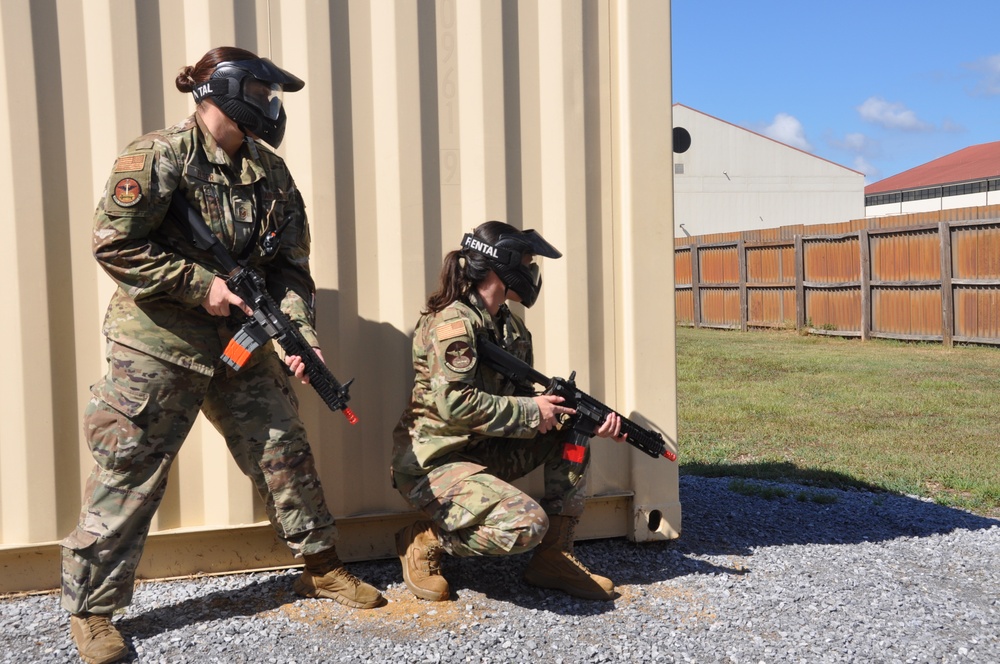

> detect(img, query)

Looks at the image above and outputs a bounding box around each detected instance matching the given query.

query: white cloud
[852,156,878,181]
[826,131,880,177]
[762,113,812,151]
[967,54,1000,96]
[941,119,965,133]
[857,97,931,131]
[833,132,875,154]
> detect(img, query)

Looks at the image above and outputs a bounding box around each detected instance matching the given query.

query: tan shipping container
[0,0,679,594]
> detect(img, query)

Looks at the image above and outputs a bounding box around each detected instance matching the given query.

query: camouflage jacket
[94,114,318,375]
[391,291,542,478]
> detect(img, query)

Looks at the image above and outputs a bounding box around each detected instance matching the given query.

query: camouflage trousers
[394,432,589,558]
[61,341,337,615]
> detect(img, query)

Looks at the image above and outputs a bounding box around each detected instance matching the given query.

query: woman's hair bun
[175,66,198,93]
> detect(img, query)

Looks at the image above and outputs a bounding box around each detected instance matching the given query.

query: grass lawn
[675,325,1000,516]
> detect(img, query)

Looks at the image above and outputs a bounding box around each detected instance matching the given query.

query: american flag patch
[114,154,146,172]
[435,320,466,341]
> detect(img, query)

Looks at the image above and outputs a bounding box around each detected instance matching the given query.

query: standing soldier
[62,47,383,664]
[391,221,625,603]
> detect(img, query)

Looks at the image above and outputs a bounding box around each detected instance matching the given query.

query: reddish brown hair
[175,46,260,93]
[423,221,518,314]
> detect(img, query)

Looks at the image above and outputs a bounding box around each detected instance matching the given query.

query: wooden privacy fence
[675,213,1000,347]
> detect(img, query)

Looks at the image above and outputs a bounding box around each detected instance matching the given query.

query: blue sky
[671,0,1000,184]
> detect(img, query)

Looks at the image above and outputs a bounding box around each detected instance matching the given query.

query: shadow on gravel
[114,553,615,648]
[595,472,1000,588]
[116,573,301,642]
[109,470,999,638]
[677,468,1000,550]
[440,555,618,616]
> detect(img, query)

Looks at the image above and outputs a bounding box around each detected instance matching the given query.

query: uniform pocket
[184,168,231,247]
[399,461,485,510]
[84,377,151,473]
[433,472,519,534]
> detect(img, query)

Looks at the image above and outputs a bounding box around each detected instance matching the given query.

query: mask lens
[244,80,283,120]
[528,262,540,287]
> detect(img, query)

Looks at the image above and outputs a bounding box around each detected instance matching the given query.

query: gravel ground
[2,475,998,663]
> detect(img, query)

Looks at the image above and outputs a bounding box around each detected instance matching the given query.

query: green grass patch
[676,326,1000,517]
[727,478,839,504]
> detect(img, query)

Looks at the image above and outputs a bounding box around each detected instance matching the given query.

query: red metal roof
[865,140,1000,194]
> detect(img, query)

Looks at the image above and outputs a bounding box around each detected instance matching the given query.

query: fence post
[691,239,701,328]
[794,234,805,330]
[939,221,954,347]
[737,239,747,331]
[859,229,871,341]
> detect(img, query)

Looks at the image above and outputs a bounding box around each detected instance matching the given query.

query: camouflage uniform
[391,292,589,557]
[61,114,337,615]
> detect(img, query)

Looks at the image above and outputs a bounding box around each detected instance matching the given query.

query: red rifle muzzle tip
[342,408,359,425]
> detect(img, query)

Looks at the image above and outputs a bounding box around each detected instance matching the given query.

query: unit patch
[112,178,143,207]
[113,154,147,173]
[444,340,475,372]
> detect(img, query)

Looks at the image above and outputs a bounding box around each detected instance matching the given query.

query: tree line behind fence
[674,206,1000,347]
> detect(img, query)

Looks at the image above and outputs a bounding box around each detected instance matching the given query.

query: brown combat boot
[523,515,615,601]
[293,546,385,609]
[395,520,450,601]
[69,613,128,664]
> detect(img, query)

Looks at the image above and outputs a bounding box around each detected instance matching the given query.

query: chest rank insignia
[444,340,474,372]
[236,201,251,221]
[113,177,143,207]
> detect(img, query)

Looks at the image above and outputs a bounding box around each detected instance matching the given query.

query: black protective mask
[192,58,304,148]
[461,229,561,308]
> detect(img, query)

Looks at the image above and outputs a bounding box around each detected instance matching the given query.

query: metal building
[672,104,865,238]
[0,0,679,594]
[865,140,1000,217]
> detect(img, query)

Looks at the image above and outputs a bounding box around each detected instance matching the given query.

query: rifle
[168,192,358,424]
[475,335,676,463]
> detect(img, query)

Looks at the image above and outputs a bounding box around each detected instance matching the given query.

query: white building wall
[867,202,903,217]
[866,191,995,218]
[943,192,989,210]
[902,198,946,214]
[673,105,864,237]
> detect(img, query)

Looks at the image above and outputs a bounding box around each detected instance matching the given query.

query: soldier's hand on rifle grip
[202,276,252,317]
[593,412,626,443]
[533,394,576,434]
[285,348,325,385]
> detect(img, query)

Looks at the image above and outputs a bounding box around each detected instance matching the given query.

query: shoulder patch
[112,177,143,207]
[105,148,154,216]
[435,319,467,342]
[443,339,475,373]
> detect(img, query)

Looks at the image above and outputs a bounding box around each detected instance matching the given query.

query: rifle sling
[167,190,244,275]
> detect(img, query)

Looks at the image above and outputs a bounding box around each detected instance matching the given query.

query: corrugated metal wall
[803,236,861,332]
[0,0,679,593]
[869,228,942,338]
[674,247,694,325]
[952,223,1000,340]
[745,244,795,327]
[674,206,1000,345]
